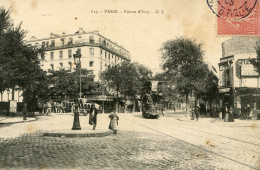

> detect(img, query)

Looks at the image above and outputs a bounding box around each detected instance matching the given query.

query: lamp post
[72,50,82,130]
[7,89,10,102]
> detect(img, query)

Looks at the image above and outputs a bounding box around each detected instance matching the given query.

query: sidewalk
[0,116,36,124]
[176,114,260,126]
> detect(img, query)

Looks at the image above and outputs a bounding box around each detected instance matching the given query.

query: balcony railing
[43,40,130,61]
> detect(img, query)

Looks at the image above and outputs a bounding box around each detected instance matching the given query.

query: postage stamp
[207,0,260,35]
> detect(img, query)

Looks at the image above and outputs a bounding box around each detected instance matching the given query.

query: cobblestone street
[0,111,259,169]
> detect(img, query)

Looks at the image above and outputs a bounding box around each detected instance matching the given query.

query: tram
[141,80,164,119]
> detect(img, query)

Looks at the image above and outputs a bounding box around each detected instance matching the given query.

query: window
[50,52,54,60]
[41,42,45,48]
[68,37,73,45]
[78,36,82,38]
[89,36,94,43]
[100,50,102,55]
[59,51,63,59]
[108,54,110,60]
[41,53,45,61]
[50,40,55,47]
[89,61,94,67]
[46,41,49,47]
[61,38,65,46]
[90,48,94,55]
[68,50,72,58]
[60,63,63,68]
[68,62,72,70]
[105,52,107,59]
[77,48,81,54]
[100,62,102,70]
[50,64,54,70]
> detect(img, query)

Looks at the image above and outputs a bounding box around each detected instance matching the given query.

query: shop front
[219,87,233,109]
[236,87,260,119]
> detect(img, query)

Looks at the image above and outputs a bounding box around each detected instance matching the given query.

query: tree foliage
[100,61,143,97]
[161,37,205,95]
[44,69,100,101]
[249,45,260,74]
[0,7,45,93]
[160,37,219,113]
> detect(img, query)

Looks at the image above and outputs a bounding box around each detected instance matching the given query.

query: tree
[133,62,153,90]
[45,69,99,101]
[249,45,260,74]
[154,72,180,108]
[100,61,142,112]
[160,37,207,116]
[0,7,46,111]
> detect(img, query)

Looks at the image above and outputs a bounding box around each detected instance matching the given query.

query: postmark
[207,0,260,35]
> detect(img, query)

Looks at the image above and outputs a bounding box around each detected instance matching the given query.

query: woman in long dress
[109,111,119,134]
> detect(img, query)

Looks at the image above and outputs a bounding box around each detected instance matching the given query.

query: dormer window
[61,38,65,46]
[89,36,94,43]
[50,40,55,47]
[67,38,73,45]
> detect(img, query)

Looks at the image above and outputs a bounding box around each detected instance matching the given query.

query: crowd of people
[36,101,99,116]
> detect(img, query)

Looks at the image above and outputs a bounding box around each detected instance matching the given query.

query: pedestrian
[195,105,200,121]
[47,101,52,115]
[89,104,98,130]
[224,105,229,122]
[22,103,28,120]
[109,111,119,134]
[228,107,234,122]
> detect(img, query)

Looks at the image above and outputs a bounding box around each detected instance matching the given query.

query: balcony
[43,40,131,61]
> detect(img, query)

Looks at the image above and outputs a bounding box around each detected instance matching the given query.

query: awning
[85,95,115,101]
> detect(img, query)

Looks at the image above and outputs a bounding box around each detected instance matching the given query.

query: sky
[1,0,229,74]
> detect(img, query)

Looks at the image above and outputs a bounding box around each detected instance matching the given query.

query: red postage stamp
[207,0,260,35]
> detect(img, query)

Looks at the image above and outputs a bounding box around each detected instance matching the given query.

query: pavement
[0,116,36,124]
[1,113,113,138]
[175,111,260,127]
[0,111,259,169]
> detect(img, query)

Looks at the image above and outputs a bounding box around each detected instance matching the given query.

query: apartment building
[26,28,131,81]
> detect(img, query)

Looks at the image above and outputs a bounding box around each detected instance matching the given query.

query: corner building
[218,36,260,116]
[26,28,131,81]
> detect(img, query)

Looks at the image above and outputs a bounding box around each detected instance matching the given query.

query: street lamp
[72,50,82,130]
[7,89,10,102]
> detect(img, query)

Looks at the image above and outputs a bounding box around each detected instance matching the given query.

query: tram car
[141,80,164,119]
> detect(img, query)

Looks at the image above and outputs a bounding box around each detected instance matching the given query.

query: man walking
[22,103,28,120]
[195,105,200,121]
[89,104,98,130]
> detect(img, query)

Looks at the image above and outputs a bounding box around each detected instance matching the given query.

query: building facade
[26,28,131,81]
[25,28,131,112]
[218,36,260,116]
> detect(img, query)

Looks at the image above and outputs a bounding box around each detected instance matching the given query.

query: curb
[43,130,113,138]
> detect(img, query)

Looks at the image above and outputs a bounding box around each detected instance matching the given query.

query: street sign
[219,88,230,93]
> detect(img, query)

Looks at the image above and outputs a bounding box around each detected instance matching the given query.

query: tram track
[177,125,260,147]
[123,116,259,170]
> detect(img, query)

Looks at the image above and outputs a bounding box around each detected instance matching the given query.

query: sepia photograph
[0,0,259,169]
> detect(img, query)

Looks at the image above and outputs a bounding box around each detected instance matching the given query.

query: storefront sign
[241,63,258,76]
[9,100,17,113]
[219,88,230,93]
